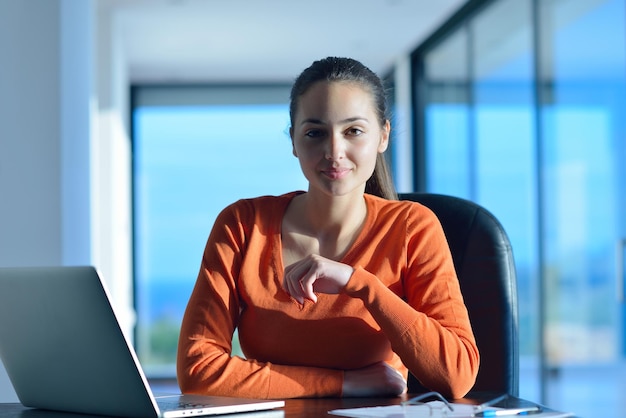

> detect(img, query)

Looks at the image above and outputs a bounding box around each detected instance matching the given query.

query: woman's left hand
[283,254,354,304]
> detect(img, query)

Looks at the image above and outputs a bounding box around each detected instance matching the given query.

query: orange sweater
[177,192,479,399]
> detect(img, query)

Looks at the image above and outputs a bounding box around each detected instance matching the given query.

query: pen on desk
[474,406,541,416]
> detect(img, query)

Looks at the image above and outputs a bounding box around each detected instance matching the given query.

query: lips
[322,167,351,180]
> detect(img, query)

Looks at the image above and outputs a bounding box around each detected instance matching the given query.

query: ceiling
[99,0,467,84]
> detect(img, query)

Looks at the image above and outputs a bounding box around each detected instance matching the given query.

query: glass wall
[422,29,471,197]
[471,0,542,401]
[413,0,626,414]
[537,0,626,412]
[418,0,542,401]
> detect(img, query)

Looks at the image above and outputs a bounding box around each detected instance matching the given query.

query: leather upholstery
[399,193,519,396]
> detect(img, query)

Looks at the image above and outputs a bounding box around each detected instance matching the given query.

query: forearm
[343,267,479,398]
[177,268,344,399]
[177,340,343,399]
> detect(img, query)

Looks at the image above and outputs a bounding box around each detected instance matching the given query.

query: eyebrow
[299,117,369,126]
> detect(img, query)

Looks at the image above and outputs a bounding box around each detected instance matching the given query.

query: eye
[304,129,325,138]
[345,127,364,137]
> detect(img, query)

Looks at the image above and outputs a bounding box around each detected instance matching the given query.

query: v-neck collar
[273,192,376,273]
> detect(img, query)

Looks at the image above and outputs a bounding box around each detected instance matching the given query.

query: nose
[325,132,345,161]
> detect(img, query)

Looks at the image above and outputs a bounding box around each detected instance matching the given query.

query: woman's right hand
[283,254,354,304]
[342,362,407,397]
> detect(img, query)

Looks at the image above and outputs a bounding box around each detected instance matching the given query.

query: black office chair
[399,193,519,396]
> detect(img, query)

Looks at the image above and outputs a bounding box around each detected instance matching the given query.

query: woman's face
[290,81,389,198]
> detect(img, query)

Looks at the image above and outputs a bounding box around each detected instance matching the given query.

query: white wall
[0,0,133,402]
[392,56,415,193]
[94,0,135,346]
[0,1,65,268]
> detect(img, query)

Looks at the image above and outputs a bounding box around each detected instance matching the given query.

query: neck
[282,190,368,262]
[299,189,367,237]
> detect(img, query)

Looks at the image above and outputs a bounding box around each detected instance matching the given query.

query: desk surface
[0,393,556,418]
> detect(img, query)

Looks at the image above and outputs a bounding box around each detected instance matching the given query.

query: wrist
[342,266,375,302]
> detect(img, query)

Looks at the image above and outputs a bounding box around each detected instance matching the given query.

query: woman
[177,57,479,399]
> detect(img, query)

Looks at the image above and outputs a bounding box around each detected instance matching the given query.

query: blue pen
[474,406,541,416]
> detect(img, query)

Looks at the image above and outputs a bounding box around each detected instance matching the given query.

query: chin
[321,186,364,198]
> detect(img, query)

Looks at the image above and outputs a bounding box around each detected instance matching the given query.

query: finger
[294,260,321,303]
[284,263,307,304]
[283,263,298,292]
[287,275,305,304]
[299,273,318,303]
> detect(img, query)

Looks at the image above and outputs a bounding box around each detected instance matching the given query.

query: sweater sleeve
[342,206,479,399]
[176,201,343,399]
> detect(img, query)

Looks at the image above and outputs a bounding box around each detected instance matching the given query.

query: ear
[378,120,390,153]
[290,127,298,157]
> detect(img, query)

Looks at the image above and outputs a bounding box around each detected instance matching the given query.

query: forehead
[295,81,376,119]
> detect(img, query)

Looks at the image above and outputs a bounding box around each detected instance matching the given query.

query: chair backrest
[399,193,519,396]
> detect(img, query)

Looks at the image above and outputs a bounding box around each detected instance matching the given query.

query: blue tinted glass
[423,29,471,198]
[416,0,626,412]
[426,104,470,197]
[538,0,626,413]
[471,0,540,401]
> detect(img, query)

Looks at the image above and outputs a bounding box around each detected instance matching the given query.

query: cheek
[292,142,318,167]
[354,141,381,165]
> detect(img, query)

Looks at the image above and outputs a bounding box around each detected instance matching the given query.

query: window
[413,0,626,414]
[419,4,540,390]
[132,85,308,375]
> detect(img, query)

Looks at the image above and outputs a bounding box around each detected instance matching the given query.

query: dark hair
[289,57,398,200]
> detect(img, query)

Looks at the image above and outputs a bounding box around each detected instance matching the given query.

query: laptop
[0,266,284,418]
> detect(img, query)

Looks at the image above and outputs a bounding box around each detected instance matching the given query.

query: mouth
[321,168,351,180]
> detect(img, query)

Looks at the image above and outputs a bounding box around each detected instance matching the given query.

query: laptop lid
[0,266,283,417]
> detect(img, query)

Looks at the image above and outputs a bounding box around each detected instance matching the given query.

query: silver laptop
[0,266,284,418]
